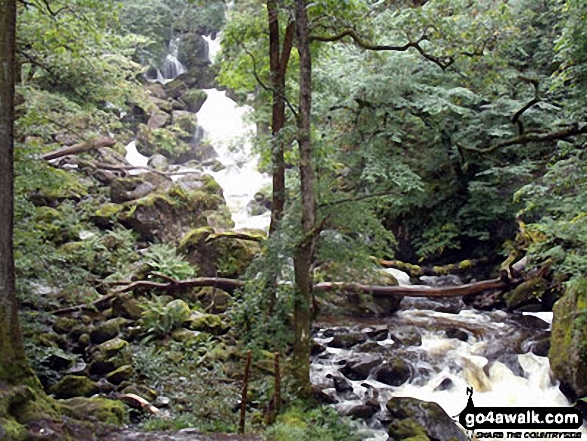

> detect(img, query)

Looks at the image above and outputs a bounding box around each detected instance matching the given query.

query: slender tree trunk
[268,2,294,234]
[0,0,29,383]
[292,0,315,397]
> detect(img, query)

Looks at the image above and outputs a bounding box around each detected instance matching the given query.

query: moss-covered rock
[171,110,198,135]
[49,375,99,399]
[118,182,230,243]
[111,293,144,320]
[549,278,587,399]
[504,278,548,311]
[192,286,233,313]
[182,89,208,113]
[386,397,468,441]
[188,312,229,335]
[89,338,131,376]
[89,318,128,345]
[105,365,134,385]
[60,397,127,425]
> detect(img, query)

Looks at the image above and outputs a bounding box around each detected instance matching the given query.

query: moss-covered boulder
[110,177,156,203]
[89,338,131,376]
[182,89,208,113]
[172,110,198,135]
[118,182,231,243]
[60,397,127,425]
[177,33,209,69]
[549,278,587,399]
[105,365,134,385]
[504,278,548,311]
[386,397,467,441]
[111,293,144,320]
[49,375,99,399]
[188,312,229,335]
[191,286,233,313]
[89,318,128,345]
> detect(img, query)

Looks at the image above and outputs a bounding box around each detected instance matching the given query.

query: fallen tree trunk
[378,257,492,278]
[42,136,116,161]
[314,276,522,298]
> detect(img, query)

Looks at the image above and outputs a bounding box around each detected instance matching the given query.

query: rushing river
[126,33,586,441]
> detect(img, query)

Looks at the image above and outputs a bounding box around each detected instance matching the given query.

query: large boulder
[503,278,548,311]
[177,33,209,68]
[549,278,587,399]
[386,397,468,441]
[110,178,232,243]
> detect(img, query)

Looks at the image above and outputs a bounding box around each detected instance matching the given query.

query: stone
[192,287,233,313]
[90,317,128,344]
[332,376,353,394]
[445,327,469,342]
[89,337,131,376]
[147,153,169,171]
[340,354,383,381]
[182,89,208,113]
[549,278,587,399]
[188,312,229,335]
[110,177,156,203]
[111,293,144,320]
[344,402,379,420]
[60,397,127,425]
[374,359,411,386]
[177,33,209,69]
[386,397,468,441]
[146,83,167,100]
[49,375,99,399]
[147,110,171,130]
[172,110,198,135]
[504,278,548,311]
[329,333,367,349]
[106,365,134,385]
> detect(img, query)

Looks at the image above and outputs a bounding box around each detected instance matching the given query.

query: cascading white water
[199,34,271,231]
[147,37,187,85]
[312,272,587,440]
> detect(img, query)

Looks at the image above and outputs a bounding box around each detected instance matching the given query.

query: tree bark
[267,2,294,234]
[292,0,315,397]
[0,0,30,383]
[41,136,116,161]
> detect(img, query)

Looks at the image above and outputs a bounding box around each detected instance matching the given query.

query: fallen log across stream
[51,274,522,315]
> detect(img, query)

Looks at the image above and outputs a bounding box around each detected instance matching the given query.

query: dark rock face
[504,278,549,311]
[445,327,469,342]
[386,397,468,441]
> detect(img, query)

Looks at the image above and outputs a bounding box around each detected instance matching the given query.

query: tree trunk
[268,2,294,234]
[0,0,30,383]
[292,0,315,397]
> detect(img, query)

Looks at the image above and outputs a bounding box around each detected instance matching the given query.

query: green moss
[94,203,123,219]
[458,259,472,270]
[188,313,228,335]
[178,227,215,252]
[49,375,99,399]
[504,278,548,310]
[0,417,26,440]
[389,418,429,440]
[60,397,127,425]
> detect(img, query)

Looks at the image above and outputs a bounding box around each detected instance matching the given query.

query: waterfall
[147,37,187,85]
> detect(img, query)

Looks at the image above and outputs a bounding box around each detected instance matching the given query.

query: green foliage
[141,243,196,281]
[265,404,362,441]
[515,150,587,279]
[140,296,192,339]
[132,341,241,432]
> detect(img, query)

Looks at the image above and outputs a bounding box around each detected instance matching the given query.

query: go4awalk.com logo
[457,388,585,439]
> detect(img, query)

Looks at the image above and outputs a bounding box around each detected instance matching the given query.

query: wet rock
[504,278,548,311]
[155,396,171,408]
[549,278,587,399]
[181,89,208,113]
[49,375,99,399]
[386,397,468,441]
[364,327,389,341]
[463,290,504,310]
[147,110,171,130]
[322,328,347,338]
[312,385,338,405]
[106,365,134,385]
[329,333,367,349]
[146,83,167,100]
[332,376,354,394]
[434,378,453,391]
[492,354,524,377]
[340,354,383,381]
[90,317,128,344]
[393,330,422,347]
[514,314,550,330]
[344,402,379,420]
[527,334,550,357]
[148,154,169,171]
[374,359,411,386]
[172,110,198,135]
[177,33,209,69]
[445,327,469,342]
[52,317,78,335]
[311,341,326,356]
[110,177,156,203]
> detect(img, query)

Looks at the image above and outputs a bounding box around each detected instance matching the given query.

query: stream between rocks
[122,30,587,441]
